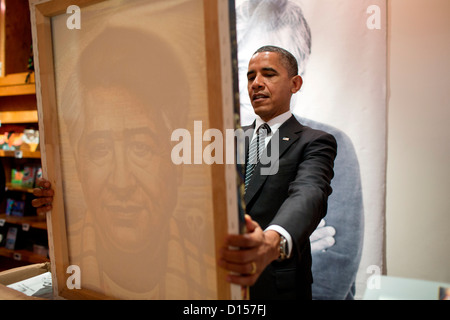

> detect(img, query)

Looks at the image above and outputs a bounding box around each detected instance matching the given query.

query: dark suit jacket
[244,115,337,300]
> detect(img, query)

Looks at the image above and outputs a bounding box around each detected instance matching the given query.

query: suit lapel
[244,116,305,205]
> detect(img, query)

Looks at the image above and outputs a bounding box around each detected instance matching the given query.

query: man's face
[247,51,300,122]
[76,87,176,253]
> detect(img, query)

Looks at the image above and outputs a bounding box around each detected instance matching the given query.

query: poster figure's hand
[310,219,336,252]
[218,215,280,286]
[32,178,54,215]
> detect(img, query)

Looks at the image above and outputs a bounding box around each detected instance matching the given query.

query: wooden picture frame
[30,0,242,300]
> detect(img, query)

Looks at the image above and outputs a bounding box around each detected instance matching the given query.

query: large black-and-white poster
[235,0,386,299]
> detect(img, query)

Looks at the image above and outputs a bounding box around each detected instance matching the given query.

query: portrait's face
[76,87,176,253]
[247,51,300,122]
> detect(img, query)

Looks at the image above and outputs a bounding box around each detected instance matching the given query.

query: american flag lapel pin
[282,137,290,141]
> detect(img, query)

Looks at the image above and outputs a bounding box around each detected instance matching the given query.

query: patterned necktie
[244,123,271,192]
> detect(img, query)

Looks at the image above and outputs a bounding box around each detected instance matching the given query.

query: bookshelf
[0,0,48,272]
[0,74,48,269]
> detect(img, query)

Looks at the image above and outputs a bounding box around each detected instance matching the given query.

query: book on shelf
[10,165,41,188]
[0,129,39,152]
[6,199,26,217]
[4,227,18,250]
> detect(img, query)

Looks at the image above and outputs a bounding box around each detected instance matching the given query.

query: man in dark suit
[218,45,337,300]
[32,44,337,300]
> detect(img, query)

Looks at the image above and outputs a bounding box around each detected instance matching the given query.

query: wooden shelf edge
[0,247,49,264]
[0,85,35,97]
[5,183,35,194]
[0,72,35,87]
[0,150,41,158]
[0,213,47,230]
[0,110,38,123]
[0,72,36,97]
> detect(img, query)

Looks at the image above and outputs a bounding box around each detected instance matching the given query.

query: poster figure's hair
[236,0,311,76]
[61,27,190,153]
[254,45,299,77]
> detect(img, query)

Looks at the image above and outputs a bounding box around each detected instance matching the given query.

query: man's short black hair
[254,45,299,77]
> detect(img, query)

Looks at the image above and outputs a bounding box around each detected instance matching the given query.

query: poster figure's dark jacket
[243,115,337,300]
[297,116,364,300]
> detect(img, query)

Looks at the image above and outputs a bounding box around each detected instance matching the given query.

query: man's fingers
[32,187,54,197]
[219,216,267,287]
[36,205,52,215]
[244,214,259,233]
[35,178,51,189]
[31,197,53,208]
[31,178,53,214]
[219,258,260,286]
[226,273,259,287]
[219,259,256,276]
[225,233,261,249]
[225,216,263,249]
[220,246,257,264]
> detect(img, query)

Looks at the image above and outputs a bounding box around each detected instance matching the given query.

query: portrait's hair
[253,45,299,77]
[61,27,190,152]
[236,0,311,75]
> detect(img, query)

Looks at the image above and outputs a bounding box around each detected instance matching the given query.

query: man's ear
[291,75,303,93]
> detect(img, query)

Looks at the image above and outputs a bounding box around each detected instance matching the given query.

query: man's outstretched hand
[218,214,280,286]
[31,178,54,215]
